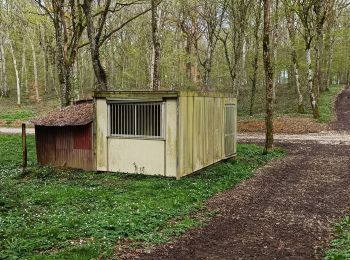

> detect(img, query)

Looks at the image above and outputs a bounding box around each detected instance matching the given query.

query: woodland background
[0,0,349,120]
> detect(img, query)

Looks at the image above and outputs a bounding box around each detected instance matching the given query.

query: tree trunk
[306,40,319,119]
[82,0,108,91]
[271,0,279,104]
[263,0,274,153]
[324,17,334,92]
[150,0,161,90]
[56,34,72,107]
[287,12,304,113]
[315,30,323,94]
[325,45,333,91]
[233,34,244,96]
[250,48,259,116]
[30,40,40,102]
[9,38,21,106]
[21,45,28,94]
[292,49,304,113]
[44,47,49,93]
[250,2,262,116]
[0,43,9,97]
[203,45,213,90]
[185,34,192,82]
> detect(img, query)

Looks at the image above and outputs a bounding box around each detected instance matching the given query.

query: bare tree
[21,43,28,94]
[284,0,304,113]
[81,0,151,91]
[249,0,263,116]
[220,0,252,95]
[8,33,21,105]
[178,2,200,84]
[35,0,85,107]
[30,36,40,102]
[194,0,226,90]
[0,38,8,98]
[295,0,319,119]
[263,0,274,153]
[150,0,161,90]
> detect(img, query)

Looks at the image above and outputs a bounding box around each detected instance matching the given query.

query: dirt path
[331,85,350,131]
[124,89,350,259]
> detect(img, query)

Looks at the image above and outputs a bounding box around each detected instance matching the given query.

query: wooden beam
[22,123,27,169]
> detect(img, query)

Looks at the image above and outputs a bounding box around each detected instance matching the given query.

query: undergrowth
[0,110,34,124]
[325,216,350,260]
[318,85,344,123]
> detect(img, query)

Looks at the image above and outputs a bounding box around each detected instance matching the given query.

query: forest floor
[120,87,350,259]
[238,84,344,134]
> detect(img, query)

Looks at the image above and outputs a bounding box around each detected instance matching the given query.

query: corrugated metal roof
[32,103,93,126]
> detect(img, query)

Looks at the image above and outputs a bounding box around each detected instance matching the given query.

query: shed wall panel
[186,96,194,174]
[35,125,94,171]
[165,99,178,177]
[213,98,223,162]
[96,99,108,171]
[107,138,165,175]
[178,97,188,177]
[179,96,236,177]
[36,126,56,165]
[192,97,204,173]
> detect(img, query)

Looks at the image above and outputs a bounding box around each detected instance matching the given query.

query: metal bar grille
[109,102,164,138]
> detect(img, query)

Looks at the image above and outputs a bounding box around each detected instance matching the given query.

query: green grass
[0,135,284,259]
[0,110,34,124]
[318,85,344,123]
[325,216,350,260]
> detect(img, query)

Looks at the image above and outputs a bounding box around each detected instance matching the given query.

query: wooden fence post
[22,123,27,169]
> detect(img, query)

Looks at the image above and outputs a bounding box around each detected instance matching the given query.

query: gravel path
[238,131,350,145]
[0,127,35,135]
[123,87,350,259]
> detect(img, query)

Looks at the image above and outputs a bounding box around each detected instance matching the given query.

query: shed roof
[32,103,93,126]
[94,90,234,99]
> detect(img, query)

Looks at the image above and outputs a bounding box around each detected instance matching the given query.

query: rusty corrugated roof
[32,103,93,126]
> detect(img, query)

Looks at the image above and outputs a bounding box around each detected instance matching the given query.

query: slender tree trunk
[292,49,304,113]
[150,0,161,90]
[30,40,40,102]
[185,35,193,82]
[0,43,9,97]
[44,47,49,93]
[250,2,262,116]
[8,38,21,105]
[203,45,213,90]
[306,39,319,119]
[250,48,259,116]
[54,3,72,107]
[56,38,72,107]
[21,45,28,94]
[233,34,244,96]
[287,12,304,113]
[326,45,333,90]
[51,50,59,99]
[271,0,279,103]
[263,0,274,153]
[324,18,334,91]
[315,30,323,94]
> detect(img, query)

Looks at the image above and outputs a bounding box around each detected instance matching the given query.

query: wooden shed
[32,103,94,171]
[94,91,237,178]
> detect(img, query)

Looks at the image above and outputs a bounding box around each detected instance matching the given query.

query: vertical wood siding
[178,96,237,177]
[35,124,94,171]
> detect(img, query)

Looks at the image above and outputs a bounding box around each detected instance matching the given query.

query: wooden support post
[22,123,27,169]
